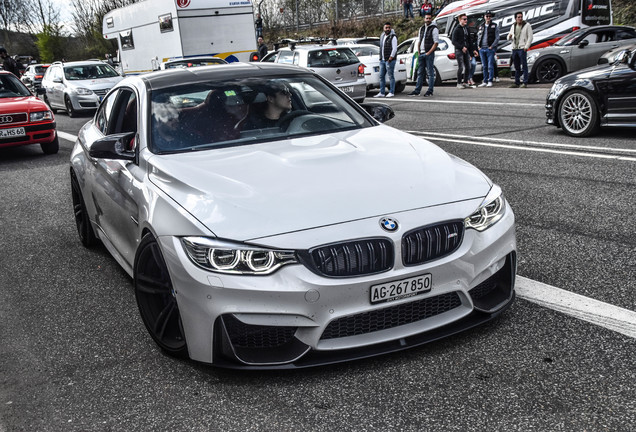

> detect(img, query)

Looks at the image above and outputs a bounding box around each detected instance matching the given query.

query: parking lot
[1,79,635,431]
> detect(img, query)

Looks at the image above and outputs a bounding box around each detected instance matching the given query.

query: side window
[94,90,120,135]
[615,29,635,40]
[277,51,294,64]
[396,42,411,55]
[292,52,300,65]
[437,40,448,51]
[120,29,134,50]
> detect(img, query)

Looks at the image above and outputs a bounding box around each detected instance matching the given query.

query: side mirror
[36,87,46,95]
[578,39,589,48]
[360,102,395,123]
[88,132,136,161]
[52,77,63,83]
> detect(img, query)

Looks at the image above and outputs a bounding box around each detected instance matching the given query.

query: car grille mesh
[306,238,393,277]
[222,315,297,349]
[320,292,462,340]
[468,275,498,301]
[402,221,464,266]
[0,112,27,125]
[93,89,109,96]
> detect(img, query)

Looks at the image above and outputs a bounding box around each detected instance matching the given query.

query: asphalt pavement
[1,79,635,431]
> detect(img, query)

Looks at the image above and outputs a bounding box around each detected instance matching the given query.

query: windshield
[64,64,120,80]
[351,46,379,57]
[0,74,31,97]
[150,75,372,154]
[554,30,585,46]
[307,48,359,68]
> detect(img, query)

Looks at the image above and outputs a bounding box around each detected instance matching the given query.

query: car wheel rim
[135,241,186,351]
[561,94,592,134]
[65,97,74,115]
[539,61,560,82]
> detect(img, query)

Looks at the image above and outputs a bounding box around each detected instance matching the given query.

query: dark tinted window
[0,74,30,97]
[307,48,358,68]
[616,29,636,40]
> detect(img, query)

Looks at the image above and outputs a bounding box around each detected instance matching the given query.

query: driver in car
[244,81,292,130]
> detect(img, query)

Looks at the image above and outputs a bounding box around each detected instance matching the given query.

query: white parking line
[410,131,636,155]
[390,97,545,107]
[57,131,77,142]
[516,276,636,339]
[412,133,636,162]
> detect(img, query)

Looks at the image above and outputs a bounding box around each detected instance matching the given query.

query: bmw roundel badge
[379,217,399,232]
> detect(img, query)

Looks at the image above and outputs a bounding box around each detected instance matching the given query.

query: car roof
[139,63,316,90]
[164,56,227,63]
[345,44,379,49]
[278,45,353,52]
[52,60,109,67]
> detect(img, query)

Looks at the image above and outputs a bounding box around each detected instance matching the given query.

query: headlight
[70,87,93,95]
[30,111,53,122]
[181,237,297,275]
[465,185,506,231]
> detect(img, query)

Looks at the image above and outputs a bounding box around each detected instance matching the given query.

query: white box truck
[103,0,257,75]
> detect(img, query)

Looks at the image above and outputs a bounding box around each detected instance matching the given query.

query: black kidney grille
[320,292,462,340]
[222,314,297,349]
[308,238,393,277]
[402,221,464,266]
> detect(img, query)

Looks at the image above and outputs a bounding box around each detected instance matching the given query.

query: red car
[0,71,58,154]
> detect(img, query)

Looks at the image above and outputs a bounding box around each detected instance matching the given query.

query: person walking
[401,0,414,19]
[374,22,398,98]
[409,12,439,97]
[257,37,268,60]
[0,47,20,77]
[451,14,471,89]
[477,11,499,87]
[507,11,533,88]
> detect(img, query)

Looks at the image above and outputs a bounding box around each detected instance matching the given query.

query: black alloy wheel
[134,234,188,358]
[41,135,59,155]
[536,58,564,83]
[65,95,77,118]
[70,173,97,247]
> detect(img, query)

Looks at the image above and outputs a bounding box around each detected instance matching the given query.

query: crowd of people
[373,10,533,98]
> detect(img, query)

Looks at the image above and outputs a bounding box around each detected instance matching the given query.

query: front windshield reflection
[150,75,372,154]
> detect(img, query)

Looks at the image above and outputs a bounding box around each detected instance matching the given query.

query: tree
[35,24,65,62]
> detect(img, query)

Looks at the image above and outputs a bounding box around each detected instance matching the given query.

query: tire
[134,234,188,358]
[434,67,442,86]
[395,82,406,93]
[70,173,97,247]
[535,58,564,83]
[557,90,600,138]
[41,135,59,155]
[65,95,77,118]
[44,95,57,114]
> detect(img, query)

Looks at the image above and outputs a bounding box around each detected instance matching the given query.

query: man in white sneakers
[374,22,398,98]
[477,11,499,87]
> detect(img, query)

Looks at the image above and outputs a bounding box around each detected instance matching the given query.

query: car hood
[69,76,123,89]
[0,96,49,114]
[148,126,492,240]
[558,63,614,83]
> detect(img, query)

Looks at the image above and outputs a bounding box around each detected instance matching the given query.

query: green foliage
[613,0,636,26]
[35,25,65,62]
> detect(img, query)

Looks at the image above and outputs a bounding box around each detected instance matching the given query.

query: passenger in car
[243,81,292,130]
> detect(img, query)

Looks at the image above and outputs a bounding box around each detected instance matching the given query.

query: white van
[435,0,612,66]
[103,0,257,75]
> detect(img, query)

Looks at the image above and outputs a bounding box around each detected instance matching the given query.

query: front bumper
[0,122,57,149]
[158,198,516,369]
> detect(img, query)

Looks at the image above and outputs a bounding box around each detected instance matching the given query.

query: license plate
[0,127,26,138]
[341,86,354,93]
[374,66,379,72]
[370,274,432,304]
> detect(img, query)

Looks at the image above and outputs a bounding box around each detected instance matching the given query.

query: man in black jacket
[0,47,20,77]
[451,14,470,88]
[409,12,439,97]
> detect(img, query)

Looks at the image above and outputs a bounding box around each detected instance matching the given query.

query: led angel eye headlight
[465,185,506,231]
[182,237,297,275]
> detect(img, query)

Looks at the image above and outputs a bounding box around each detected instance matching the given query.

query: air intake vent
[320,291,462,340]
[303,238,393,277]
[402,221,464,266]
